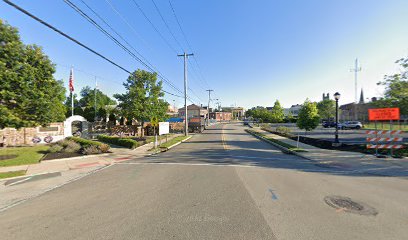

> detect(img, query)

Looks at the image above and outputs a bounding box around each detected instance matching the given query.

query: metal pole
[178,52,193,136]
[335,99,339,143]
[71,91,74,117]
[206,89,213,125]
[94,77,97,122]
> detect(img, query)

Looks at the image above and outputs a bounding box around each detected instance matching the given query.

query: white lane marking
[0,165,113,213]
[114,162,372,174]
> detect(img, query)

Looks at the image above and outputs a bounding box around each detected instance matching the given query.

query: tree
[76,86,116,121]
[317,99,335,120]
[0,20,66,128]
[297,99,320,132]
[270,100,285,123]
[374,57,408,115]
[114,70,168,125]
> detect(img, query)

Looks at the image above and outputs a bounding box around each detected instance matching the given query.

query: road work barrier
[366,130,404,155]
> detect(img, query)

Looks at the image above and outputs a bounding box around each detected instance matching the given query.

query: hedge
[67,137,103,148]
[97,135,140,149]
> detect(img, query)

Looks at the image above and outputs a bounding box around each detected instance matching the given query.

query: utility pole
[350,58,361,103]
[178,52,193,136]
[206,89,213,125]
[94,77,97,122]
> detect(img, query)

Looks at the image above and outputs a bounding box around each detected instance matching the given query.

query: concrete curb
[245,129,312,160]
[40,153,111,163]
[149,136,193,155]
[162,136,193,151]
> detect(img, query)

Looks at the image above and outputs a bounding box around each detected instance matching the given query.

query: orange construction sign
[368,108,400,121]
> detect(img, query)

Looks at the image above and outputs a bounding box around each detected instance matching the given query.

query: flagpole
[94,76,97,121]
[70,67,74,117]
[71,91,74,117]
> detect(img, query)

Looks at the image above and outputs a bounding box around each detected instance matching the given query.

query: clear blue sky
[1,0,408,109]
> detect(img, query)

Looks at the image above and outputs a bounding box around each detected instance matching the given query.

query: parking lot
[268,123,408,145]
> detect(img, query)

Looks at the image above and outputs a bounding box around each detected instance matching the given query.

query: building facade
[178,104,208,119]
[209,112,232,122]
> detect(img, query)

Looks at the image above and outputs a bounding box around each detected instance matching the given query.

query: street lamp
[334,92,341,144]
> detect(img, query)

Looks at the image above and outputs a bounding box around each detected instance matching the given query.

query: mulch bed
[42,152,83,161]
[0,155,18,161]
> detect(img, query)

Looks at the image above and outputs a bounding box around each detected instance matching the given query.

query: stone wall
[0,122,64,147]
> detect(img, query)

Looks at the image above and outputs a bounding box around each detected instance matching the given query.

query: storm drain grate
[324,195,378,216]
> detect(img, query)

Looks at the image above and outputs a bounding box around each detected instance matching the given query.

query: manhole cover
[324,195,378,216]
[0,155,17,161]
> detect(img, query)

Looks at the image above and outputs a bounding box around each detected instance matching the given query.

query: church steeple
[359,88,364,104]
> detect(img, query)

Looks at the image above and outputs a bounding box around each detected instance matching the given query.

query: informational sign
[368,108,400,121]
[159,122,169,135]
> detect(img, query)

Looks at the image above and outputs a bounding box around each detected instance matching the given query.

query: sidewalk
[251,128,408,175]
[0,134,181,177]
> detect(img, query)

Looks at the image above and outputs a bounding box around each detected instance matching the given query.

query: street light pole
[334,92,341,144]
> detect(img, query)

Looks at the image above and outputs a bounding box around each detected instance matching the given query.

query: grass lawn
[246,129,307,152]
[160,136,189,148]
[364,122,408,131]
[0,170,26,179]
[0,145,50,167]
[145,134,174,144]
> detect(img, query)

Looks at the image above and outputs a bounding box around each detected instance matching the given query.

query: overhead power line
[167,0,213,93]
[151,0,184,52]
[2,0,183,99]
[130,0,178,54]
[63,0,194,101]
[74,0,187,98]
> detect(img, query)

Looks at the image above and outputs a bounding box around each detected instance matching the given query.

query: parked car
[338,121,363,129]
[322,121,336,128]
[243,119,249,125]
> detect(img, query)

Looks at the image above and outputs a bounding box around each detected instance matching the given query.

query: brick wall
[0,122,64,147]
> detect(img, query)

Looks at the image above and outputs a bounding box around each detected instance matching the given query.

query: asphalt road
[1,123,407,239]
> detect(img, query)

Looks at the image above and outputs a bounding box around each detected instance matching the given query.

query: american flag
[69,68,74,92]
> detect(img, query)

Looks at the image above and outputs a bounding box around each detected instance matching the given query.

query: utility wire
[104,0,154,54]
[167,0,213,92]
[130,0,178,54]
[3,0,184,99]
[63,0,191,101]
[74,0,187,99]
[151,0,184,52]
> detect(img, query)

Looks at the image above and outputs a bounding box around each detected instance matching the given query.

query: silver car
[340,121,363,129]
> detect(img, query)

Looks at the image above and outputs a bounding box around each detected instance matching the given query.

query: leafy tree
[64,93,81,117]
[0,20,66,128]
[78,86,116,109]
[297,99,320,132]
[114,70,168,125]
[270,100,285,123]
[374,57,408,115]
[316,99,335,120]
[75,86,116,121]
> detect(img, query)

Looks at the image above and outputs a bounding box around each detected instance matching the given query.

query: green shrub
[82,145,101,155]
[57,139,72,148]
[48,144,63,153]
[63,141,81,153]
[97,135,140,149]
[99,144,110,153]
[67,137,103,148]
[276,126,291,134]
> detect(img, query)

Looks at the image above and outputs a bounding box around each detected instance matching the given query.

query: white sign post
[159,122,170,146]
[159,122,170,135]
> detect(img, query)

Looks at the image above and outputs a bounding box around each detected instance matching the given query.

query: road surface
[0,123,407,239]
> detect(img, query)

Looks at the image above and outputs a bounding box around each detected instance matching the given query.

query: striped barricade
[366,130,405,151]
